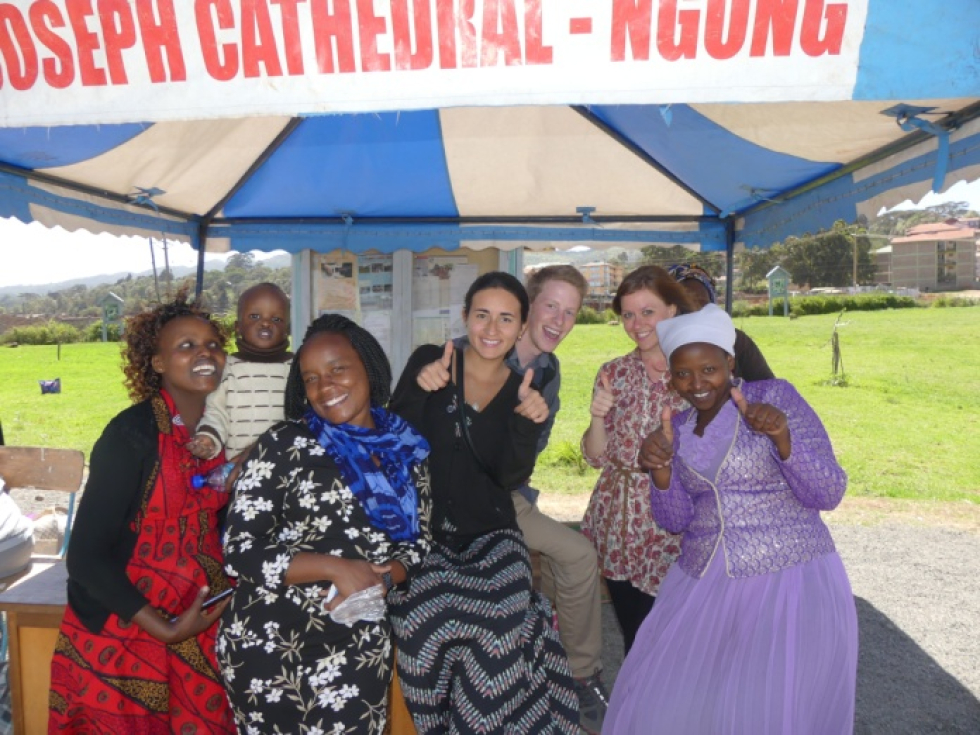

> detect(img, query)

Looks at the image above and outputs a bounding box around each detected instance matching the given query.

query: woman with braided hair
[217,313,432,734]
[49,291,236,732]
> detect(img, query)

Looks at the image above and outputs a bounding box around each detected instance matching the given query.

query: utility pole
[853,236,858,291]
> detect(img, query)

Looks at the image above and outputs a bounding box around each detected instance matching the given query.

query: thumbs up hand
[416,341,454,392]
[515,369,548,424]
[639,405,675,472]
[731,386,791,459]
[589,372,616,419]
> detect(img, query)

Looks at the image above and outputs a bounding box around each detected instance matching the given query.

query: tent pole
[194,223,207,298]
[725,218,735,314]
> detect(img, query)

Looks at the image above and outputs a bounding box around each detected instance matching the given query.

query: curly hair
[612,265,696,316]
[121,290,227,403]
[284,314,392,420]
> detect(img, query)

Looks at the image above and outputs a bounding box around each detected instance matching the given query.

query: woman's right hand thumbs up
[416,340,454,392]
[639,405,675,472]
[589,372,615,419]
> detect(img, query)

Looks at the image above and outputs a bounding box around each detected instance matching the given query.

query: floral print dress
[217,421,431,735]
[581,350,687,597]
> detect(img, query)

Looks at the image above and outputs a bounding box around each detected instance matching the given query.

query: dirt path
[559,493,980,734]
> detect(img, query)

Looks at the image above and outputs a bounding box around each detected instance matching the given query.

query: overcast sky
[1,179,978,288]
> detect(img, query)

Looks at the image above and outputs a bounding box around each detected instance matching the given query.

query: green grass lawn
[537,307,980,504]
[2,307,978,504]
[0,342,130,455]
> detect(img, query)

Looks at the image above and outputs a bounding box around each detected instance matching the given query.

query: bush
[731,300,770,318]
[0,321,82,345]
[217,313,236,338]
[931,296,978,308]
[731,293,918,319]
[83,322,123,342]
[540,440,589,475]
[790,293,917,316]
[575,306,604,325]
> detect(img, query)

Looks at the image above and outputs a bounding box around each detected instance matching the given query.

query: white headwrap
[656,304,736,363]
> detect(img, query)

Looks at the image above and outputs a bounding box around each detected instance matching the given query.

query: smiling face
[464,287,524,361]
[524,279,582,357]
[151,316,226,402]
[236,285,290,351]
[669,342,736,421]
[619,288,677,352]
[300,332,373,428]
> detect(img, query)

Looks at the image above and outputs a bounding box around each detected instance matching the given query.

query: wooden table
[0,560,65,734]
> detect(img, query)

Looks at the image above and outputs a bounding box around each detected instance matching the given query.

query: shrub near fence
[1,320,84,345]
[732,293,921,318]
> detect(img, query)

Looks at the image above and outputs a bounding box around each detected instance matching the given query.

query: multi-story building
[876,220,978,290]
[579,261,624,310]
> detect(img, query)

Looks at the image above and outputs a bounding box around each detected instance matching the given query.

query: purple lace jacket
[650,379,846,579]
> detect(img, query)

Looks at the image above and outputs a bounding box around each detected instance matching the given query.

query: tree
[925,201,973,220]
[639,245,724,278]
[778,220,876,288]
[227,252,256,271]
[735,248,780,289]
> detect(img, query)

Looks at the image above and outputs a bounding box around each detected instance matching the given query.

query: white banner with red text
[1,0,869,127]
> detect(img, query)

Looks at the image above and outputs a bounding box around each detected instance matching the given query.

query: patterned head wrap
[667,264,717,304]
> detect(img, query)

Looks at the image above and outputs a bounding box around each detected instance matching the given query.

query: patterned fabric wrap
[49,391,235,733]
[305,406,430,542]
[388,528,580,734]
[218,421,432,734]
[651,379,847,579]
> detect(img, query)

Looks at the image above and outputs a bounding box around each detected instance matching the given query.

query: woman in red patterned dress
[580,266,695,654]
[49,293,237,734]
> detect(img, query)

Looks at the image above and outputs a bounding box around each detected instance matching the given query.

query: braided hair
[284,314,392,420]
[122,288,227,403]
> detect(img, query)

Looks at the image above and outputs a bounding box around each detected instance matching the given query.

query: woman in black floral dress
[217,314,431,734]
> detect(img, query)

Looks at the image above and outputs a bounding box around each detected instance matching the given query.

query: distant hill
[523,247,641,267]
[0,253,291,295]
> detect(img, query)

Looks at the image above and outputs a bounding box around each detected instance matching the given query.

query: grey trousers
[513,490,603,679]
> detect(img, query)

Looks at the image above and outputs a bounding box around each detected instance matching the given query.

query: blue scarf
[305,406,429,542]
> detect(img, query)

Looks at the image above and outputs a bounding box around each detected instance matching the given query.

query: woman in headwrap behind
[667,263,774,381]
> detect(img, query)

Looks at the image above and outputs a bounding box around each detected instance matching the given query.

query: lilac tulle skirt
[604,551,857,735]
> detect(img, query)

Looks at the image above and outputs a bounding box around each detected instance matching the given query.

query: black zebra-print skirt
[389,528,580,734]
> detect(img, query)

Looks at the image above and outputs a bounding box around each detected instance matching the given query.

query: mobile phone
[201,587,234,612]
[169,588,234,622]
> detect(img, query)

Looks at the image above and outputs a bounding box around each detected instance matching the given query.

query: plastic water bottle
[191,462,235,491]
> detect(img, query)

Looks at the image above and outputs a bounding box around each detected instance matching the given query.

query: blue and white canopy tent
[1,0,979,300]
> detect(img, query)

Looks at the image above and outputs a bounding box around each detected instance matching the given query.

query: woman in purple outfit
[605,304,857,734]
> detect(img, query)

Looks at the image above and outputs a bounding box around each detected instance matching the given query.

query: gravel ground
[5,489,979,734]
[552,497,980,735]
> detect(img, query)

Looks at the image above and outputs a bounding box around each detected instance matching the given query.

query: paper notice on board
[316,253,359,312]
[450,264,478,304]
[363,310,392,355]
[413,256,477,310]
[358,254,394,311]
[412,309,451,348]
